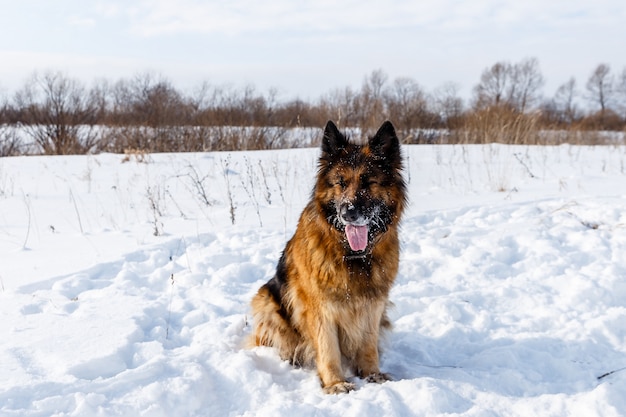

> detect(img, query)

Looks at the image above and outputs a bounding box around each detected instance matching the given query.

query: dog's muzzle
[338,203,369,252]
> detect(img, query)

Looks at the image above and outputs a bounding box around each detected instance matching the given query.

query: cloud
[113,0,458,37]
[67,16,97,28]
[2,0,624,100]
[101,0,624,44]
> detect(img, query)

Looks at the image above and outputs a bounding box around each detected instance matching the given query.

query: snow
[1,143,626,416]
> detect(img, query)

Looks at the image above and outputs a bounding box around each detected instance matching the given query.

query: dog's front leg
[354,302,391,384]
[355,341,391,384]
[315,319,355,394]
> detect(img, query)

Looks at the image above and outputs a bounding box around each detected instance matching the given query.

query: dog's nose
[340,204,360,223]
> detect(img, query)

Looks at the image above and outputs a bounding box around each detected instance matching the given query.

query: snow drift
[1,144,625,416]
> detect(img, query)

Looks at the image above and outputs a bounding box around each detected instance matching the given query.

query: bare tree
[365,69,388,99]
[616,67,626,120]
[384,77,429,140]
[320,86,359,128]
[586,64,614,115]
[432,82,464,128]
[472,61,511,109]
[357,69,389,132]
[543,77,580,126]
[14,71,99,155]
[509,57,545,112]
[473,58,544,112]
[0,126,22,156]
[1,91,23,155]
[106,72,196,152]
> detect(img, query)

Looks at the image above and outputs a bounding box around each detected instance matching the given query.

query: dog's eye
[335,177,347,188]
[362,176,379,187]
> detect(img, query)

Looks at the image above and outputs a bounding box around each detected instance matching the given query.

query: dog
[249,120,406,394]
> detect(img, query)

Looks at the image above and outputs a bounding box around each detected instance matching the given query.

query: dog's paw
[323,381,356,394]
[364,372,392,384]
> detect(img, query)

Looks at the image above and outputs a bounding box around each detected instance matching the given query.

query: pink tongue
[345,224,368,252]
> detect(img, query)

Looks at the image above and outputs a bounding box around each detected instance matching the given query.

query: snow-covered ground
[1,143,626,416]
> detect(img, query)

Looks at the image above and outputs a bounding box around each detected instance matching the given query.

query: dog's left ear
[322,120,349,158]
[369,121,401,164]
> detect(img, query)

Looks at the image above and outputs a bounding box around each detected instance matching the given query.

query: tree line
[1,57,626,155]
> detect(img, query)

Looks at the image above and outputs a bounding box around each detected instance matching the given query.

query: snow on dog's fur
[249,120,407,394]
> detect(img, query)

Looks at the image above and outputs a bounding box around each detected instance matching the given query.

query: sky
[1,0,625,102]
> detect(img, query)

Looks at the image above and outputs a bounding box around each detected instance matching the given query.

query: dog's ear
[369,121,401,163]
[322,120,348,157]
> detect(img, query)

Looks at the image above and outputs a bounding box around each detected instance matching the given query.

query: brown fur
[249,121,406,394]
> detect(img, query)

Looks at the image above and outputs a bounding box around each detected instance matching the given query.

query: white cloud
[2,0,625,100]
[100,0,624,46]
[94,2,122,18]
[67,16,97,28]
[116,0,459,37]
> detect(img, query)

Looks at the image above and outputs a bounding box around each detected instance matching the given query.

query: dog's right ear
[322,121,348,157]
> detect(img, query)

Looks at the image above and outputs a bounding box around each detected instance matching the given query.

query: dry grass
[450,107,542,145]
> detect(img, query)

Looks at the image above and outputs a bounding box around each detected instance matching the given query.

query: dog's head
[314,120,406,255]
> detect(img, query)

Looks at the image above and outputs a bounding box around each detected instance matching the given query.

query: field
[1,143,626,416]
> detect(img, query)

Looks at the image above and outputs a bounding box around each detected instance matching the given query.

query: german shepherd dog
[249,120,406,394]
